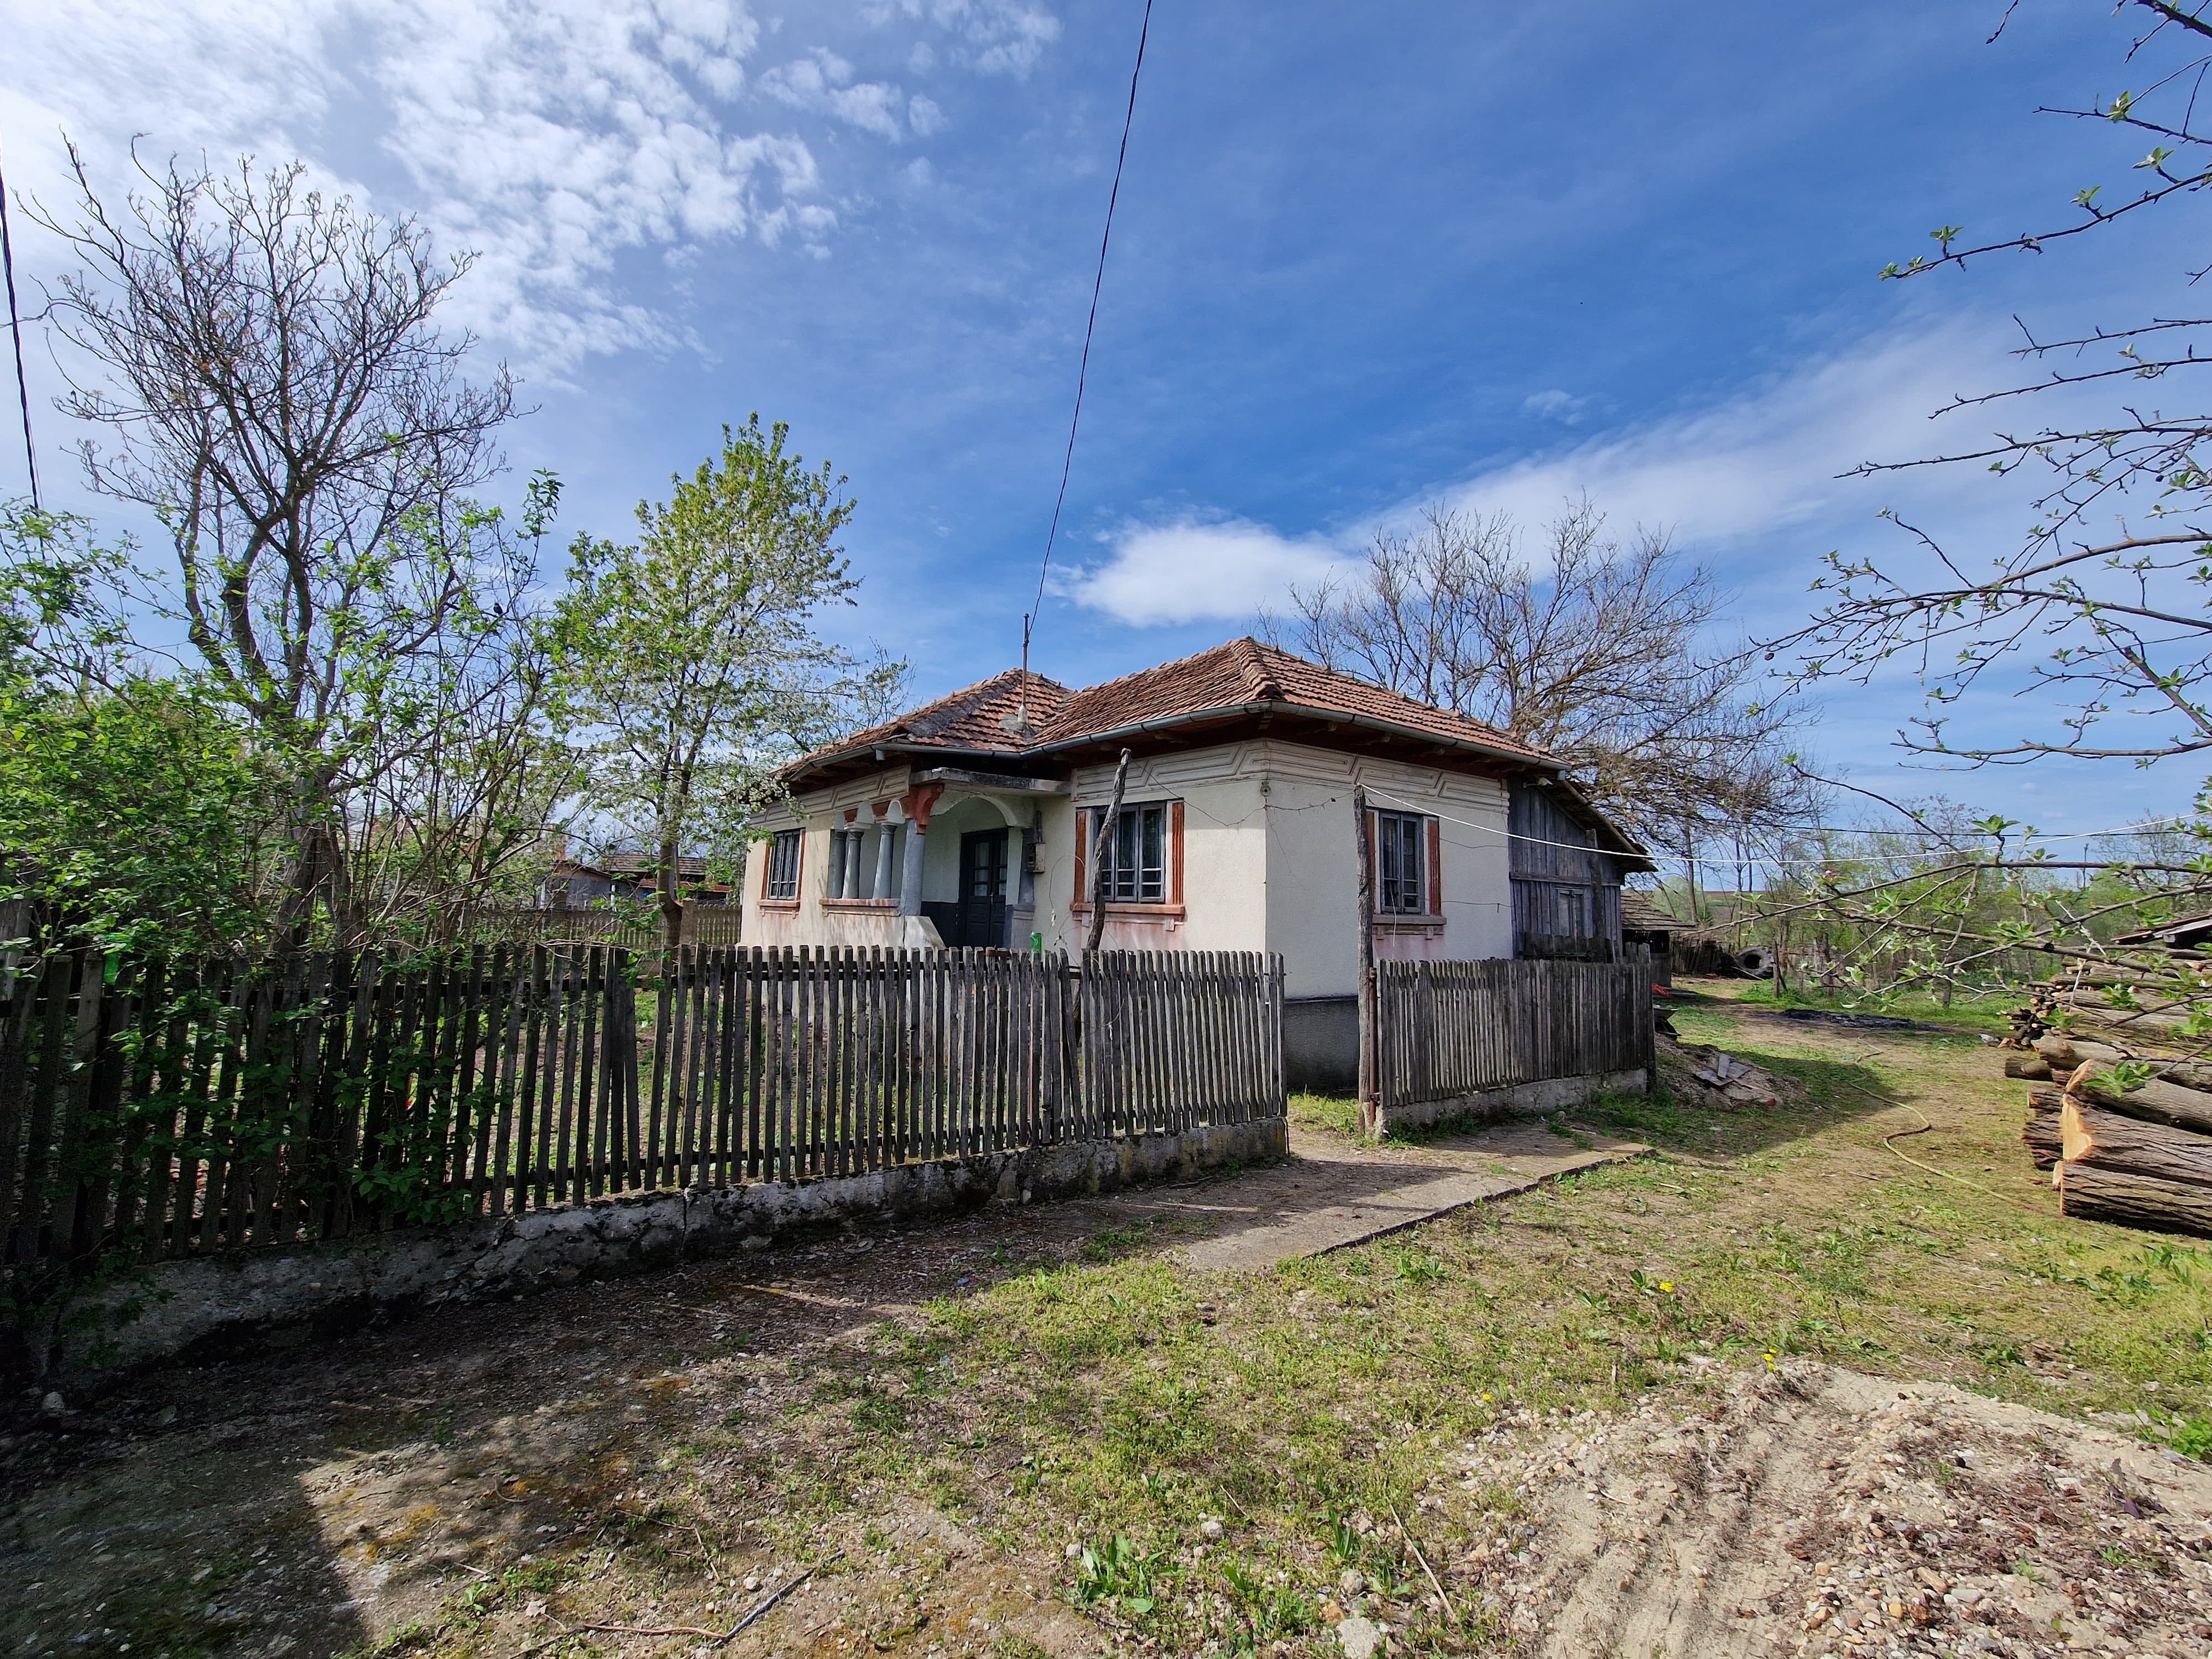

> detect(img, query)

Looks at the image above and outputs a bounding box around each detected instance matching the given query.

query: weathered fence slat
[0,946,1290,1275]
[1373,952,1651,1115]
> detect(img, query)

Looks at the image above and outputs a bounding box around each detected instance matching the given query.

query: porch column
[840,808,864,898]
[826,826,848,899]
[895,783,943,917]
[871,801,896,900]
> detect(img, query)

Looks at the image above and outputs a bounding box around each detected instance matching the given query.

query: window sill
[758,899,801,912]
[821,897,897,912]
[1374,916,1444,933]
[1071,902,1187,921]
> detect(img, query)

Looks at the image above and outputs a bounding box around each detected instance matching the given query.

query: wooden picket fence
[0,946,1284,1272]
[456,907,746,951]
[1375,954,1653,1114]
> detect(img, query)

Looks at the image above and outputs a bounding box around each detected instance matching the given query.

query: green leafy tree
[0,503,282,956]
[555,417,875,948]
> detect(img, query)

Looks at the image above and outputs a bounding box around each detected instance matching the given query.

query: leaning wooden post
[1084,748,1133,957]
[1354,785,1379,1139]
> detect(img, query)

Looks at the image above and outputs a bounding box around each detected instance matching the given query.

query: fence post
[1353,786,1379,1137]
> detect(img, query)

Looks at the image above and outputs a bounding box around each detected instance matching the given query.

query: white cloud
[1062,518,1360,627]
[1,0,822,368]
[757,48,909,140]
[0,0,1053,372]
[1521,388,1586,424]
[863,0,1061,79]
[1444,325,2015,547]
[1073,318,2047,630]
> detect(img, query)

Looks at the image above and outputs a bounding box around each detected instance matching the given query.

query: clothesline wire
[1360,790,2197,873]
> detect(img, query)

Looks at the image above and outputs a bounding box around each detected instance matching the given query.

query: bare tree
[1267,500,1817,849]
[29,147,545,943]
[1771,1,2212,769]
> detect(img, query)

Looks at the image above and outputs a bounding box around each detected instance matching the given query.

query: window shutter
[1426,816,1442,918]
[1073,807,1088,910]
[1168,800,1185,907]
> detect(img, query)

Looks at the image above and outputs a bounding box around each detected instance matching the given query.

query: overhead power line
[0,132,38,511]
[1019,0,1155,693]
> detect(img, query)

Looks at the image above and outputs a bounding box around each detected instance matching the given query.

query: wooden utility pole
[1354,785,1378,1138]
[1084,749,1132,956]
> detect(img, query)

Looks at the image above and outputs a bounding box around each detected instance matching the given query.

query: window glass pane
[766,829,801,900]
[1376,812,1427,913]
[1092,801,1176,905]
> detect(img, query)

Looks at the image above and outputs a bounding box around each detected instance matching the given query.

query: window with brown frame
[763,828,801,901]
[1369,809,1442,918]
[1075,799,1183,909]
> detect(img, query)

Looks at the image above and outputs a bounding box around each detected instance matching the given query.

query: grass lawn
[222,983,2212,1654]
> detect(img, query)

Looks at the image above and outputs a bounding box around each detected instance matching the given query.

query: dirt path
[4,1017,2210,1659]
[1467,1363,2212,1657]
[0,1117,1636,1658]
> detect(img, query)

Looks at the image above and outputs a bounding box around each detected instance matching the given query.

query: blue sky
[0,0,2198,838]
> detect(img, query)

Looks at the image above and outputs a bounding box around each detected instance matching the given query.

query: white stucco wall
[1255,741,1512,999]
[741,765,927,950]
[741,740,1515,986]
[1031,746,1271,956]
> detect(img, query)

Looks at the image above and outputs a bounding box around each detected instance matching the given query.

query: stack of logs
[2010,1035,2212,1236]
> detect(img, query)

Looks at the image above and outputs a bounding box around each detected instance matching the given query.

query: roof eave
[1025,699,1560,773]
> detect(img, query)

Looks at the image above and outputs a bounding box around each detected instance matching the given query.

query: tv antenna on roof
[1011,0,1155,733]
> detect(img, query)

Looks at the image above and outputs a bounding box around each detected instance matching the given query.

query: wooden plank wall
[0,946,1286,1271]
[1507,782,1626,952]
[1375,954,1655,1112]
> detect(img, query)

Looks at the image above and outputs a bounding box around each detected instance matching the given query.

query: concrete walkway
[1068,1117,1650,1272]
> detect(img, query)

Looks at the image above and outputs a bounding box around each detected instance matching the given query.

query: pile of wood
[1657,1035,1790,1109]
[2015,1033,2212,1237]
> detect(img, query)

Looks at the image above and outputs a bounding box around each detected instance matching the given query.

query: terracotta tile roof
[1032,638,1554,764]
[835,667,1068,756]
[795,638,1557,772]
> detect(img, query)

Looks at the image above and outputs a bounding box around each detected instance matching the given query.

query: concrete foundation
[1375,1066,1650,1136]
[38,1118,1287,1385]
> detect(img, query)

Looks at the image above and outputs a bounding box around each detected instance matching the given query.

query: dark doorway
[951,828,1009,948]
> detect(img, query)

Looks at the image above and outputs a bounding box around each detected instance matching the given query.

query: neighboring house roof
[2115,910,2212,949]
[599,853,718,879]
[1620,891,1680,935]
[810,638,1552,773]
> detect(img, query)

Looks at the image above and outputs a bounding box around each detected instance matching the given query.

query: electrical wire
[0,132,38,511]
[1020,0,1154,684]
[1361,788,2203,873]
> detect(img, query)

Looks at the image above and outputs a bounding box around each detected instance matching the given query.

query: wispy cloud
[758,48,910,141]
[1521,388,1587,425]
[0,0,1060,372]
[865,0,1062,79]
[1071,318,2035,628]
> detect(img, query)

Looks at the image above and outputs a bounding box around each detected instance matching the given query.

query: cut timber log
[2034,1034,2125,1070]
[2004,1054,2053,1081]
[2069,1072,2212,1136]
[2024,1084,2064,1170]
[2059,1098,2212,1188]
[2057,1162,2212,1238]
[2036,1034,2212,1093]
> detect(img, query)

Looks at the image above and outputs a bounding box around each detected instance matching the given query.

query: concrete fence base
[1375,1067,1648,1136]
[33,1117,1287,1385]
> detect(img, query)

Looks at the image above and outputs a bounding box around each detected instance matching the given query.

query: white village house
[740,638,1651,1089]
